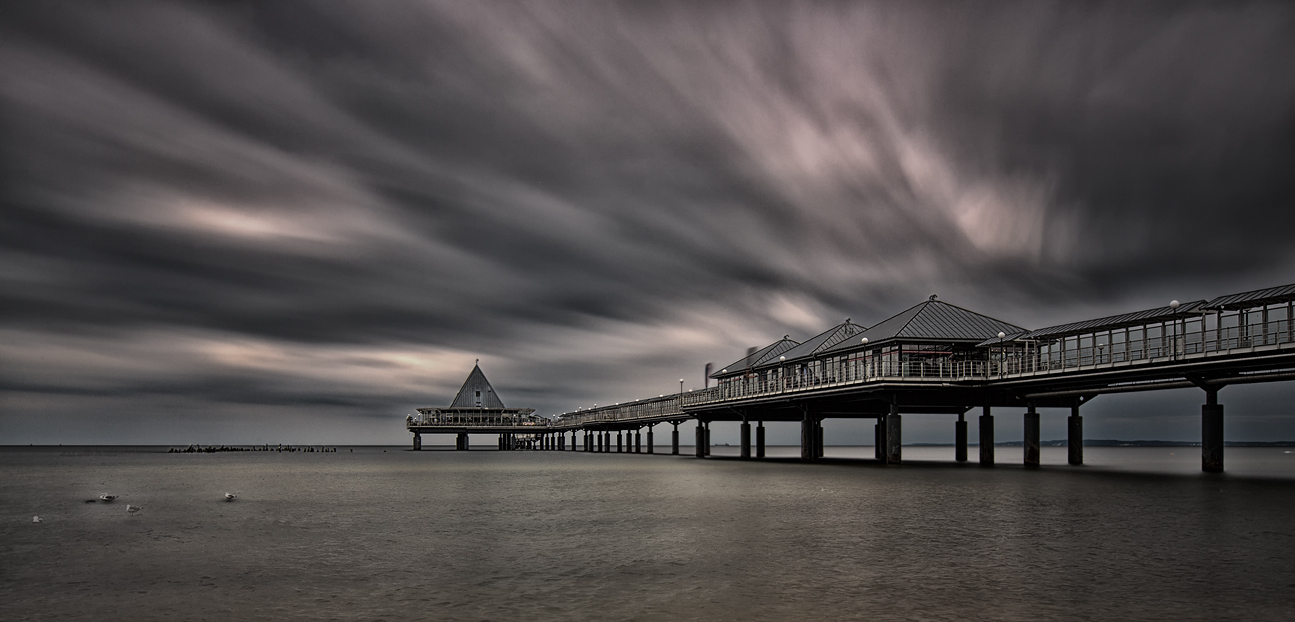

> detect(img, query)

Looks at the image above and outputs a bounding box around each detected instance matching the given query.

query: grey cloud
[2,1,1294,443]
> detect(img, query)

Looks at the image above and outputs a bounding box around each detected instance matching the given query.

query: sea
[2,445,1293,621]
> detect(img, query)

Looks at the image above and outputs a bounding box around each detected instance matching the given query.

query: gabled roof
[449,362,507,408]
[712,336,800,378]
[822,297,1024,354]
[1203,283,1295,311]
[757,320,868,367]
[983,300,1205,345]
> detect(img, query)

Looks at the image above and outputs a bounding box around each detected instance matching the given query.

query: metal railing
[555,318,1293,429]
[408,412,552,428]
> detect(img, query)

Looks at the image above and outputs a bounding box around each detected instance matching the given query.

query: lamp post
[1170,300,1180,360]
[997,332,1006,378]
[860,337,869,379]
[779,355,786,390]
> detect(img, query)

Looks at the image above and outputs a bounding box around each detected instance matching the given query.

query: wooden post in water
[1068,404,1083,465]
[801,411,815,462]
[955,413,967,462]
[979,406,994,465]
[874,419,886,461]
[886,403,902,465]
[817,420,825,459]
[1203,389,1224,472]
[1024,404,1040,466]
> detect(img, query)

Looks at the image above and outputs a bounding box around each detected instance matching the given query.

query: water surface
[3,446,1293,621]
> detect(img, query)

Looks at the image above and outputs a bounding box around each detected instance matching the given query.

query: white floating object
[99,494,118,502]
[224,493,237,501]
[32,516,42,523]
[126,505,141,513]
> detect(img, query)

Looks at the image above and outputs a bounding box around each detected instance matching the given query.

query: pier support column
[979,406,994,465]
[672,423,680,455]
[1203,389,1224,473]
[1068,405,1083,465]
[886,404,902,465]
[558,435,565,451]
[647,426,654,454]
[596,432,603,453]
[1024,405,1040,466]
[413,433,421,451]
[801,412,816,462]
[695,423,706,458]
[457,432,469,451]
[955,413,967,462]
[740,421,751,459]
[875,419,886,461]
[817,420,825,458]
[756,422,765,458]
[604,431,611,453]
[635,430,642,453]
[617,431,623,453]
[704,423,711,456]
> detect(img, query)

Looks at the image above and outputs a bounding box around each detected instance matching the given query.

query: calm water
[3,446,1294,621]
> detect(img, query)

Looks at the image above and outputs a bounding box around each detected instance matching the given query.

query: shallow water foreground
[2,446,1294,621]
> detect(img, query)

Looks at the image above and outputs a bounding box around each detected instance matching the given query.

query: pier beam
[695,423,706,458]
[740,421,751,459]
[413,433,421,451]
[647,426,654,454]
[1068,405,1083,465]
[672,423,679,455]
[979,406,994,465]
[886,404,902,465]
[1024,405,1040,466]
[955,413,967,462]
[756,422,765,458]
[1203,389,1224,472]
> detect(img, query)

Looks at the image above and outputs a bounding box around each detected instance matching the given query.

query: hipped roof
[821,298,1024,355]
[712,336,800,378]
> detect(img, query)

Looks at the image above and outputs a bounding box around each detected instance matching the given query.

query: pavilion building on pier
[408,362,540,450]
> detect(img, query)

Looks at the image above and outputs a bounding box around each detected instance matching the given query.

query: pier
[409,283,1295,472]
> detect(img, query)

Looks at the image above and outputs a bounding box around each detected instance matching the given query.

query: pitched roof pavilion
[449,361,507,409]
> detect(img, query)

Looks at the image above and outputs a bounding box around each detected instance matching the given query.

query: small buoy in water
[126,504,142,513]
[99,494,118,502]
[224,493,236,502]
[32,516,42,523]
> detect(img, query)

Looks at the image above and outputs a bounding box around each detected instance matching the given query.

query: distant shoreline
[5,441,1295,449]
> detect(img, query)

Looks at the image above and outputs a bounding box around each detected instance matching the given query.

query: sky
[2,1,1294,446]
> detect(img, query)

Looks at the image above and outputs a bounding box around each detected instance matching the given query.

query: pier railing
[557,317,1293,428]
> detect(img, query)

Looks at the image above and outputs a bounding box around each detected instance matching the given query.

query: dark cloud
[2,1,1294,443]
